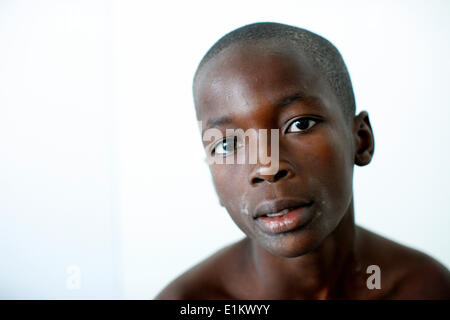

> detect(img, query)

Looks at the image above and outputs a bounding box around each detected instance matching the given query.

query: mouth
[253,199,313,219]
[253,199,314,234]
[265,208,291,217]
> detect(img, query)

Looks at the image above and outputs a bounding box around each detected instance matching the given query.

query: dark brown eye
[287,118,317,133]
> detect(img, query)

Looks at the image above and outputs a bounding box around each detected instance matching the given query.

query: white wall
[1,0,449,299]
[0,0,121,298]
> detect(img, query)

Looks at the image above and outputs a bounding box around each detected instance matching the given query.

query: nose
[249,162,295,185]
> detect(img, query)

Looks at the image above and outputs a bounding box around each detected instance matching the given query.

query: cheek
[210,165,247,212]
[210,165,254,235]
[292,130,353,212]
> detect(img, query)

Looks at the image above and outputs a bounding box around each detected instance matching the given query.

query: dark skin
[156,41,450,299]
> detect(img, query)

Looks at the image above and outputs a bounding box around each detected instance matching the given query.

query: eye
[212,136,238,155]
[286,118,318,133]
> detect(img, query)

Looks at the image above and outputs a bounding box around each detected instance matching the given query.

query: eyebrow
[202,91,316,133]
[206,116,233,129]
[275,92,306,107]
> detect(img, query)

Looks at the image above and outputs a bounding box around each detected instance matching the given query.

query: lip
[253,200,314,234]
[253,199,312,219]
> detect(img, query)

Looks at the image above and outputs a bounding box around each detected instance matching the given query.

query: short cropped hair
[194,22,356,120]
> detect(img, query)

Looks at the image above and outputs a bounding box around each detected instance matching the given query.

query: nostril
[251,169,289,185]
[251,177,264,184]
[274,169,288,182]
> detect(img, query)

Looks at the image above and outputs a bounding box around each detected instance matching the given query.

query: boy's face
[194,42,356,257]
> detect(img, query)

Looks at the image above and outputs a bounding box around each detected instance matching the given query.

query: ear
[353,111,375,166]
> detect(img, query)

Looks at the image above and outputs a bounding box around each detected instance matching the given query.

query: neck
[248,201,359,299]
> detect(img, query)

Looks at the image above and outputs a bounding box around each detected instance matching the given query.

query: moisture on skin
[155,36,450,300]
[240,191,250,216]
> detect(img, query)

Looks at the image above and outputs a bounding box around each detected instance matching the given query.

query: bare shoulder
[357,226,450,299]
[154,238,249,300]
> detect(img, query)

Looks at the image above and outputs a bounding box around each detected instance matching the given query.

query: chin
[256,227,326,258]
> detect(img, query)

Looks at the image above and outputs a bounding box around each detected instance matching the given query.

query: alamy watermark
[366,265,381,290]
[198,120,280,175]
[66,265,81,290]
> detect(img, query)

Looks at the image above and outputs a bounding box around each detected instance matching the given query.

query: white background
[0,0,449,299]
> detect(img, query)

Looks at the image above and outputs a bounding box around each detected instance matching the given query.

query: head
[193,22,374,258]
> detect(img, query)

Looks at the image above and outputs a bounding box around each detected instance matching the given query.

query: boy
[155,22,450,299]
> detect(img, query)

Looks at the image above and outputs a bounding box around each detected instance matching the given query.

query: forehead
[194,41,334,127]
